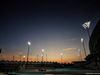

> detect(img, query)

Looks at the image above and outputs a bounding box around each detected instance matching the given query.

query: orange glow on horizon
[0,53,86,64]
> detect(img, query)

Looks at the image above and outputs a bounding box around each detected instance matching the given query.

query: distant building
[85,20,100,69]
[73,61,86,68]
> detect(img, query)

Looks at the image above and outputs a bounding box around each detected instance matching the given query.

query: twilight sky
[0,0,100,63]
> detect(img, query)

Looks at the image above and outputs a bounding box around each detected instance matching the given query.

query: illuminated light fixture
[23,56,25,58]
[78,49,80,51]
[28,41,31,46]
[42,49,44,62]
[23,56,25,61]
[61,53,63,63]
[81,38,86,57]
[82,21,93,55]
[42,49,44,52]
[82,21,91,29]
[27,41,31,63]
[81,38,83,43]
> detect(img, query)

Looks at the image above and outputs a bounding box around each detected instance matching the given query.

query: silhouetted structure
[73,61,86,68]
[85,20,100,69]
[0,60,74,73]
[0,48,2,53]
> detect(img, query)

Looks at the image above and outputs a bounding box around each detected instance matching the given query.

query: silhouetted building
[85,20,100,69]
[73,61,86,68]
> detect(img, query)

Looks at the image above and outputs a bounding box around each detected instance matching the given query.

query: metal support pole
[83,41,86,57]
[61,55,62,63]
[42,55,43,62]
[46,54,47,62]
[87,28,93,52]
[80,51,82,61]
[27,45,29,63]
[79,49,82,61]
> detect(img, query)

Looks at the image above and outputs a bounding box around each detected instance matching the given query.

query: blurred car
[38,68,46,71]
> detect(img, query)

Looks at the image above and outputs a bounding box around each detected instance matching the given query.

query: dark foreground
[17,71,100,75]
[7,69,100,75]
[0,61,100,75]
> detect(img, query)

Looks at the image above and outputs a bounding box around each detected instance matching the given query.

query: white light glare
[78,49,80,51]
[23,56,25,58]
[82,21,91,29]
[81,38,84,43]
[28,41,31,45]
[42,49,44,52]
[61,53,63,55]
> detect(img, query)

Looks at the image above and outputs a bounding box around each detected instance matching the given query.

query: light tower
[27,41,31,63]
[78,49,82,61]
[82,21,93,53]
[61,53,63,63]
[23,56,25,61]
[42,49,44,62]
[81,38,86,57]
[46,53,47,62]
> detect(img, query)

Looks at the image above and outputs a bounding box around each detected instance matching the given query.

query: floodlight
[82,21,91,29]
[42,49,44,52]
[78,49,80,51]
[61,53,63,55]
[81,38,83,43]
[23,56,25,58]
[28,41,31,45]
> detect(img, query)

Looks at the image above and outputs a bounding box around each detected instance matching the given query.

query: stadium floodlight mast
[78,54,80,61]
[78,49,82,61]
[23,56,25,61]
[41,54,43,62]
[42,49,44,52]
[46,53,47,62]
[81,38,86,57]
[27,41,31,63]
[82,21,91,38]
[61,53,63,63]
[28,41,31,45]
[82,21,93,53]
[42,49,44,62]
